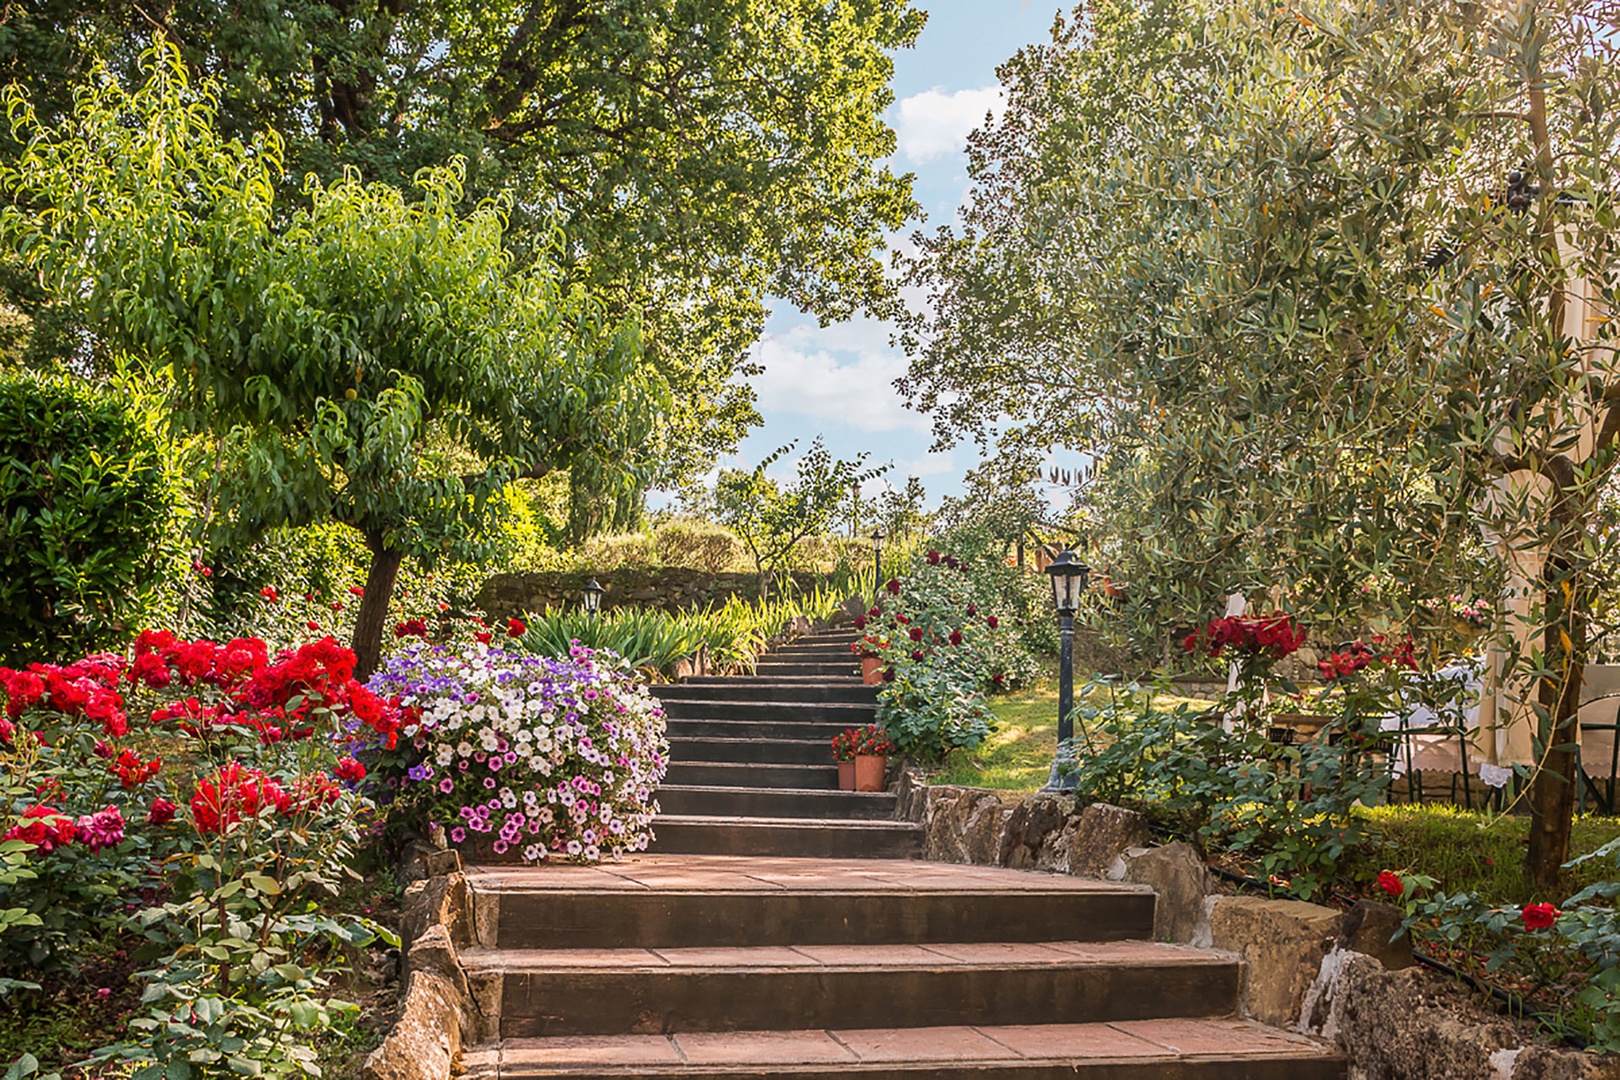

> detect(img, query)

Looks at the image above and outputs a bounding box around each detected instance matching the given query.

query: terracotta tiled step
[466,1019,1343,1079]
[666,736,831,765]
[463,940,1241,1038]
[665,717,860,741]
[647,815,923,858]
[469,871,1153,950]
[655,682,878,704]
[663,761,839,790]
[660,699,877,723]
[657,785,897,820]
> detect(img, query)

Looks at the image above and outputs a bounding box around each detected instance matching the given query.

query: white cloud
[894,85,1005,164]
[748,319,929,435]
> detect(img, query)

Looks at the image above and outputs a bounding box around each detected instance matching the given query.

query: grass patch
[928,678,1214,791]
[1341,803,1620,904]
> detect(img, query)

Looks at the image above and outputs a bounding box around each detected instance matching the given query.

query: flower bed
[0,630,403,1075]
[367,642,668,863]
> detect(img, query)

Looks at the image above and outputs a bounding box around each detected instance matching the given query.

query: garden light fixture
[1042,550,1090,792]
[583,578,605,619]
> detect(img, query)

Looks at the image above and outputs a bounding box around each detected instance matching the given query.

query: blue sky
[709,1,1071,507]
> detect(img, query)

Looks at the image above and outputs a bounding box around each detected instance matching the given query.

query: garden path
[459,630,1344,1078]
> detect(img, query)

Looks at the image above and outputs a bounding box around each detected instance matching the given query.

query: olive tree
[901,0,1619,885]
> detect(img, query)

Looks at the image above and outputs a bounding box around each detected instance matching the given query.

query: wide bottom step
[469,1019,1343,1079]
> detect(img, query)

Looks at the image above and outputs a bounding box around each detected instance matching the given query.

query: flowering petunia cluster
[368,642,668,864]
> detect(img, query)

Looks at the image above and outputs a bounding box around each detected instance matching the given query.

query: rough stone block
[1337,898,1413,970]
[1037,802,1150,877]
[996,793,1074,869]
[401,872,472,953]
[364,924,473,1080]
[1305,951,1620,1079]
[1106,842,1211,943]
[921,786,1007,864]
[1206,895,1340,1027]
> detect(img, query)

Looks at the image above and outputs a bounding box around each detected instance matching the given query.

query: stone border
[901,778,1618,1079]
[363,843,481,1080]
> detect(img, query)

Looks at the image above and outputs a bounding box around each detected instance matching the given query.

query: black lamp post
[870,527,886,604]
[582,578,605,619]
[1042,550,1090,792]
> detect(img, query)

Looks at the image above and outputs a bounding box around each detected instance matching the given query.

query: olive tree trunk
[350,534,404,682]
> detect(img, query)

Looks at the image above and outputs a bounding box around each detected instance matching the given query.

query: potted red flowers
[850,633,886,685]
[831,723,893,792]
[831,728,858,790]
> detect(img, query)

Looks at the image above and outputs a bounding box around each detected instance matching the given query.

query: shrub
[653,519,745,573]
[580,532,658,570]
[0,374,174,663]
[366,642,669,862]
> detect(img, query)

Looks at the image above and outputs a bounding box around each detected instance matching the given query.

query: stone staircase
[461,856,1344,1078]
[647,629,923,859]
[458,629,1345,1078]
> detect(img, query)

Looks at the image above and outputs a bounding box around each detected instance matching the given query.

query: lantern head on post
[1044,550,1090,614]
[582,578,605,618]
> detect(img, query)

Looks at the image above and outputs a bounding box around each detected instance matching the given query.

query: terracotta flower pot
[860,655,882,685]
[837,760,856,791]
[854,754,887,792]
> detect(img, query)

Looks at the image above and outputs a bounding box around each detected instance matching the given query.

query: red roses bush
[1182,613,1308,660]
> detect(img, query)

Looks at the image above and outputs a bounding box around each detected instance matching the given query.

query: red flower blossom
[867,607,881,618]
[146,798,178,826]
[259,586,278,603]
[335,757,367,783]
[926,551,941,565]
[110,749,161,788]
[1522,903,1559,931]
[506,618,527,638]
[910,649,924,661]
[306,621,321,632]
[475,631,492,644]
[908,626,924,641]
[348,586,365,597]
[1376,870,1404,898]
[986,616,999,630]
[853,615,867,630]
[885,578,901,595]
[4,805,76,853]
[190,763,291,833]
[393,618,428,639]
[949,630,963,646]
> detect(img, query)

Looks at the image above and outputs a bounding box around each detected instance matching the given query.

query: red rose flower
[1522,903,1559,931]
[885,578,901,595]
[506,618,527,638]
[306,621,321,632]
[259,586,278,603]
[348,586,365,597]
[910,649,924,661]
[1376,870,1404,898]
[909,626,924,641]
[393,618,428,639]
[949,630,963,646]
[853,615,867,630]
[926,551,941,565]
[475,631,493,644]
[146,797,178,826]
[986,615,999,630]
[335,757,367,783]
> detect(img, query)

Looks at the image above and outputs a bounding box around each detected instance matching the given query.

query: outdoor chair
[1578,695,1620,815]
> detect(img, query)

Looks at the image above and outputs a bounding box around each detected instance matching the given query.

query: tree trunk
[1527,560,1583,891]
[351,535,404,683]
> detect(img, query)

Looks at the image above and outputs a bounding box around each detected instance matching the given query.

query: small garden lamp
[1042,550,1090,792]
[582,578,605,620]
[870,526,886,603]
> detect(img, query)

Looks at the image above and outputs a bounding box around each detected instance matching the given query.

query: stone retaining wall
[899,777,1620,1079]
[364,844,480,1080]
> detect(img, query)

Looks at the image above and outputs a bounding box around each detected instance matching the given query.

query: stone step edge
[653,814,921,831]
[465,1019,1342,1079]
[459,942,1239,974]
[659,784,893,798]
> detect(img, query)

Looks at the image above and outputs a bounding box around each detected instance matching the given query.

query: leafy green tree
[0,3,924,504]
[715,439,886,596]
[0,372,175,662]
[901,0,1619,885]
[2,46,658,677]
